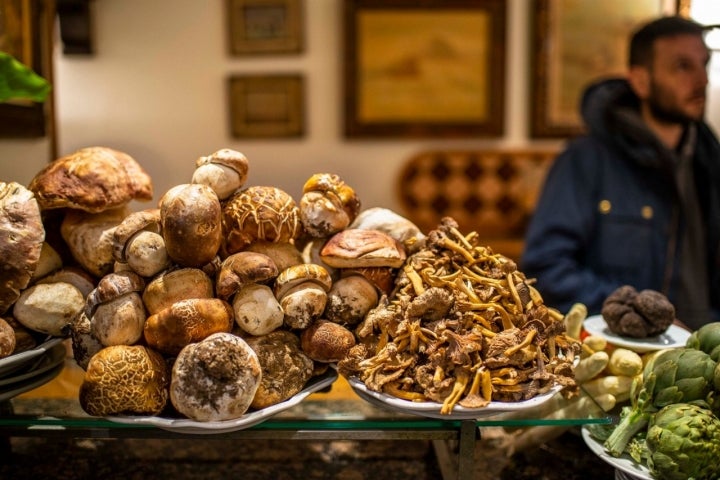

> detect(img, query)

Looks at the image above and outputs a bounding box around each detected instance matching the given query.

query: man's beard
[646,81,704,125]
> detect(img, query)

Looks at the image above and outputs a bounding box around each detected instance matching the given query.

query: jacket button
[641,206,653,219]
[598,200,611,214]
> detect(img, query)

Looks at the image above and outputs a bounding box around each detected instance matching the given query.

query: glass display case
[0,341,609,480]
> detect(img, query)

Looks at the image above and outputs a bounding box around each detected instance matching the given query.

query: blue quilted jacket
[521,78,720,328]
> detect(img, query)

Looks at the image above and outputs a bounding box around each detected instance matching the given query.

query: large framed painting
[343,0,507,138]
[530,0,678,138]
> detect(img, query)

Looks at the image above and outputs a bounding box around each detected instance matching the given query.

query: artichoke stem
[604,409,651,458]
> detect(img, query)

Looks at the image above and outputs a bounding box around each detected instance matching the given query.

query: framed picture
[530,0,677,138]
[343,0,507,138]
[227,0,303,55]
[228,74,304,138]
[0,0,55,139]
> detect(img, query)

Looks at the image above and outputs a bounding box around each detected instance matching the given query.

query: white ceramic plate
[348,376,563,420]
[583,315,691,353]
[581,426,651,480]
[0,336,65,378]
[0,342,66,387]
[106,368,338,434]
[0,362,64,402]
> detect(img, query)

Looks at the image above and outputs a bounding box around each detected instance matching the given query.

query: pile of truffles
[601,285,676,338]
[338,217,579,414]
[1,145,430,422]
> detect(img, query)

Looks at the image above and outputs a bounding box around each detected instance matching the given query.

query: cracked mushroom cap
[320,229,406,269]
[28,146,153,213]
[170,332,262,422]
[222,185,301,254]
[0,182,44,315]
[79,344,169,416]
[143,297,234,355]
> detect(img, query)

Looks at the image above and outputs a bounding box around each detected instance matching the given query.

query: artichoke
[604,347,717,457]
[645,403,720,480]
[686,321,720,361]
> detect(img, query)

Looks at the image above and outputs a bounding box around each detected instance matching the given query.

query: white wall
[2,0,719,213]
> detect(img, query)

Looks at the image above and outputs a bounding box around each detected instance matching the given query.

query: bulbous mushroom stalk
[85,271,147,347]
[274,264,333,329]
[191,148,249,200]
[112,208,169,277]
[299,173,361,238]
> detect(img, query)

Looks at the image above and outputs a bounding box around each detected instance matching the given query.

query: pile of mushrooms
[337,217,580,414]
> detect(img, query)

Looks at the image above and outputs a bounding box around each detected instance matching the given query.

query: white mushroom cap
[170,332,262,422]
[13,281,84,336]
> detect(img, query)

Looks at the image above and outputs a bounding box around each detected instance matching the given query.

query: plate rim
[0,362,64,402]
[581,426,651,479]
[347,376,563,420]
[0,336,65,377]
[106,368,338,434]
[0,342,67,387]
[583,315,690,352]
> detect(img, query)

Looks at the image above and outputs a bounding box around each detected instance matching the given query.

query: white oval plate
[106,368,337,434]
[0,336,65,378]
[348,376,563,420]
[581,426,651,480]
[0,342,66,387]
[583,315,691,353]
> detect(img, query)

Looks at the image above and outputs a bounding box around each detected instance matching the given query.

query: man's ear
[627,66,650,100]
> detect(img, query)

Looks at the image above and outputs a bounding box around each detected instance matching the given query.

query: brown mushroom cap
[192,148,249,200]
[85,271,145,317]
[142,268,214,315]
[170,332,262,422]
[160,183,223,268]
[320,229,406,269]
[0,182,45,315]
[79,344,169,416]
[222,185,301,254]
[300,319,356,363]
[0,317,16,358]
[216,251,279,300]
[143,297,234,355]
[245,240,303,272]
[273,263,332,299]
[28,146,153,213]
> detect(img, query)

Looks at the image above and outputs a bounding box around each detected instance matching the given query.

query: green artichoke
[604,347,717,457]
[645,403,720,480]
[687,321,720,361]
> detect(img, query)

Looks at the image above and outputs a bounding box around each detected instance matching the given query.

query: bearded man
[521,16,720,330]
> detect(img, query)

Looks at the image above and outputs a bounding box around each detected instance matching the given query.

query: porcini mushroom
[191,148,249,200]
[85,271,146,347]
[112,208,169,277]
[274,264,332,329]
[142,267,214,315]
[159,183,222,268]
[299,173,361,238]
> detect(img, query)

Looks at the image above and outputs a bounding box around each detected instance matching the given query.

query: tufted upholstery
[396,149,558,261]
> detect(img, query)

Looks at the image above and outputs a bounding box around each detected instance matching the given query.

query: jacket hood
[580,77,672,170]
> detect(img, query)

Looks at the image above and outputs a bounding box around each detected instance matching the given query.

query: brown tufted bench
[396,149,558,261]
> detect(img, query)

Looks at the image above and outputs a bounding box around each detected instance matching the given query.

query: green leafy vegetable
[687,321,720,361]
[0,51,51,103]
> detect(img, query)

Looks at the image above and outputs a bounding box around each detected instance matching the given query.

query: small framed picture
[227,0,303,55]
[228,74,304,138]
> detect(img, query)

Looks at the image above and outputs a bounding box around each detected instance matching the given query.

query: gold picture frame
[343,0,507,138]
[227,0,303,55]
[530,0,677,138]
[228,74,304,138]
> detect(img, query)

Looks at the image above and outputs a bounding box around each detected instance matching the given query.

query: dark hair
[629,16,705,67]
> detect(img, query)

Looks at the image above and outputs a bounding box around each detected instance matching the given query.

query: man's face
[646,34,710,124]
